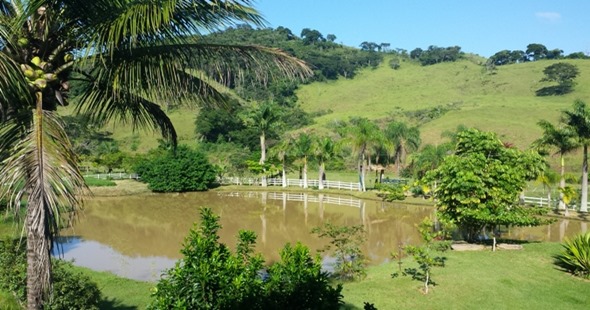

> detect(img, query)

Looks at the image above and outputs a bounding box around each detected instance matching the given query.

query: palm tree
[563,100,590,213]
[269,136,293,188]
[314,135,337,190]
[533,120,578,210]
[342,117,382,191]
[243,101,281,186]
[385,121,421,176]
[411,143,451,179]
[292,132,314,189]
[0,1,310,308]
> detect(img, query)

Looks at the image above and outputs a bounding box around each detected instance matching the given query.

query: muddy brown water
[54,191,588,282]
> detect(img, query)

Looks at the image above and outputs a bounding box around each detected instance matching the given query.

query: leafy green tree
[537,62,580,96]
[314,136,338,190]
[426,129,548,243]
[385,121,421,176]
[526,43,548,60]
[0,2,310,307]
[301,28,324,45]
[533,120,578,210]
[563,100,590,212]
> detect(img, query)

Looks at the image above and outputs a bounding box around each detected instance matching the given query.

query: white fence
[521,196,579,210]
[83,173,139,180]
[219,177,361,191]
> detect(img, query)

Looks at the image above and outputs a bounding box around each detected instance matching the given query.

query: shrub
[134,145,218,192]
[149,208,343,310]
[375,183,406,201]
[555,232,590,279]
[0,238,101,309]
[264,243,343,310]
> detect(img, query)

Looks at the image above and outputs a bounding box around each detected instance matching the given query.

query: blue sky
[254,0,590,57]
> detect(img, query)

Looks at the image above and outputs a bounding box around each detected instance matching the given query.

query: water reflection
[54,191,587,282]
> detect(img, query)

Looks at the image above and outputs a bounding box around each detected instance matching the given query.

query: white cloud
[535,12,562,22]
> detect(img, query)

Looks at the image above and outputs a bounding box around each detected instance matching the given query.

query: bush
[0,238,101,309]
[555,232,590,279]
[134,145,218,192]
[264,243,343,309]
[375,183,406,201]
[149,208,343,310]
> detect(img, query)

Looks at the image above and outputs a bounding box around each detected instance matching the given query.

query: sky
[253,0,590,58]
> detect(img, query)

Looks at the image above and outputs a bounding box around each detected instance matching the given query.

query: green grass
[342,242,590,309]
[84,176,117,187]
[73,266,153,310]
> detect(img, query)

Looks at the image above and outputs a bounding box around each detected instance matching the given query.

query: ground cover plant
[555,231,590,278]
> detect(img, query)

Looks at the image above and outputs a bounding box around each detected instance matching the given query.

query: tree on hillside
[301,28,324,45]
[426,129,548,245]
[0,1,310,308]
[526,43,548,61]
[385,121,421,176]
[563,100,590,213]
[533,120,578,210]
[537,62,580,96]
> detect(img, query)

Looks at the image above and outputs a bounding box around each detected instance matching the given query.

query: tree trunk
[281,162,287,188]
[559,155,566,210]
[582,144,588,212]
[259,133,267,187]
[318,162,325,190]
[303,156,308,189]
[26,196,49,310]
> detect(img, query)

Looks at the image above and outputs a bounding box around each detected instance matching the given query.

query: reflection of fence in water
[218,191,362,208]
[219,177,361,191]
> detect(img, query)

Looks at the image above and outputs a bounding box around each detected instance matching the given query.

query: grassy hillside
[78,58,590,173]
[296,58,590,148]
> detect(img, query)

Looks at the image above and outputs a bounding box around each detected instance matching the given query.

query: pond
[53,191,588,282]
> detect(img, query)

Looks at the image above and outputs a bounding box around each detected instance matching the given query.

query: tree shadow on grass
[98,297,138,310]
[536,85,573,96]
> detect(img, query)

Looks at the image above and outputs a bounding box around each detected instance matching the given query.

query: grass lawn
[342,242,590,310]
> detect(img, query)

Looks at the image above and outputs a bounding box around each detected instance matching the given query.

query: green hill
[92,57,590,174]
[296,57,590,149]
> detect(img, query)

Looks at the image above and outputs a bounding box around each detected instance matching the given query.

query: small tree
[426,129,550,246]
[392,218,450,294]
[312,223,367,281]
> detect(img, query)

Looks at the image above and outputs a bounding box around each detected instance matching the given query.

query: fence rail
[219,177,361,191]
[83,173,139,180]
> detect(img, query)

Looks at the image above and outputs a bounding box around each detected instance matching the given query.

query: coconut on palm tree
[0,1,310,308]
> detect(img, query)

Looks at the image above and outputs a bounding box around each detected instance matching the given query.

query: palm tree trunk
[318,162,325,190]
[26,195,48,310]
[281,161,287,188]
[559,155,566,210]
[582,144,588,212]
[303,156,308,189]
[27,92,50,310]
[260,133,267,187]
